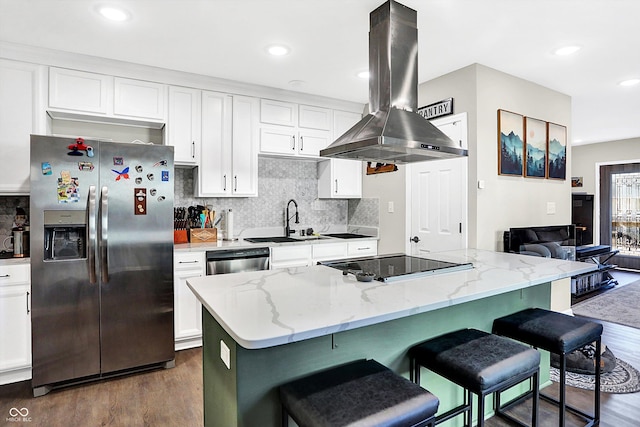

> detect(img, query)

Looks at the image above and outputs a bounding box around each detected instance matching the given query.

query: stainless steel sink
[243,237,299,243]
[243,236,329,243]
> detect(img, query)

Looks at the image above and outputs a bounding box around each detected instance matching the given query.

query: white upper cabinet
[167,86,201,165]
[195,91,258,197]
[48,67,166,123]
[317,110,363,199]
[113,77,166,120]
[259,99,332,158]
[49,67,110,114]
[0,59,46,194]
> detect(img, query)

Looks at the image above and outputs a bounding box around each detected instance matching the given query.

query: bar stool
[492,308,603,427]
[409,328,540,427]
[279,359,439,427]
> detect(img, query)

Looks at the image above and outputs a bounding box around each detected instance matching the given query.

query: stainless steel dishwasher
[206,247,270,275]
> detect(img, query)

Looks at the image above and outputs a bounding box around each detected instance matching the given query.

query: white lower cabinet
[312,242,348,263]
[347,240,378,257]
[0,263,31,385]
[174,252,205,350]
[271,240,378,270]
[270,245,313,269]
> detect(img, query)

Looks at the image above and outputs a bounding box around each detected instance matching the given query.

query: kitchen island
[187,249,596,427]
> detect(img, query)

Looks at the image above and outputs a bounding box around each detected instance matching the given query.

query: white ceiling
[1,0,639,146]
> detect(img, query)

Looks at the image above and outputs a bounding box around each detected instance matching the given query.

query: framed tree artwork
[498,109,524,176]
[524,117,547,178]
[547,122,567,180]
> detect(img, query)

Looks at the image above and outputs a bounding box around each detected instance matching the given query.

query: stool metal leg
[559,352,566,427]
[594,338,601,425]
[281,405,288,427]
[532,370,539,427]
[477,392,485,427]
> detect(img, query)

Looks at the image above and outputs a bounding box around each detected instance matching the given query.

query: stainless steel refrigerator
[30,134,175,397]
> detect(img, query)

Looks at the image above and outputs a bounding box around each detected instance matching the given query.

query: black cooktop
[321,254,473,283]
[322,233,372,239]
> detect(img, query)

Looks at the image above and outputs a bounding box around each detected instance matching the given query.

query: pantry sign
[418,98,453,120]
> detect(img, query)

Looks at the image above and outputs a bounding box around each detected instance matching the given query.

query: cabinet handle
[0,274,10,278]
[223,174,227,191]
[291,135,296,151]
[300,136,304,151]
[335,179,338,193]
[234,175,238,192]
[26,291,30,314]
[357,246,371,251]
[191,141,195,159]
[178,260,199,264]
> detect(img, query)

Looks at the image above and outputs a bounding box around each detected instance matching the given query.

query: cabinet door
[312,242,348,263]
[271,245,312,269]
[333,159,362,197]
[259,126,295,155]
[231,96,259,196]
[0,283,31,377]
[333,110,362,139]
[318,159,362,199]
[114,77,166,120]
[168,86,201,165]
[0,60,45,194]
[174,270,203,343]
[197,91,232,197]
[347,240,377,257]
[260,99,297,126]
[299,104,331,131]
[298,129,331,157]
[49,67,111,114]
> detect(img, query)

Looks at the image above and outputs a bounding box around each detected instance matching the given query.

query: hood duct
[320,0,468,164]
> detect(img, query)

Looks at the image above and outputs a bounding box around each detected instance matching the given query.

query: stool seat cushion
[410,329,540,394]
[492,308,603,354]
[279,359,439,427]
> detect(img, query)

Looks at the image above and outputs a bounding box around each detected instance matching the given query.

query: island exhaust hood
[320,0,468,164]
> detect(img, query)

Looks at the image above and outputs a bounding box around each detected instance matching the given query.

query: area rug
[572,280,640,329]
[550,358,640,393]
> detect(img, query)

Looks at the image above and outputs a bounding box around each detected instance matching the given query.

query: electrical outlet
[220,340,231,369]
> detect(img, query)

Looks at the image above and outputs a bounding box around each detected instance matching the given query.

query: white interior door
[408,157,468,256]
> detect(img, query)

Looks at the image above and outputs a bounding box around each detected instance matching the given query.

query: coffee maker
[12,207,29,258]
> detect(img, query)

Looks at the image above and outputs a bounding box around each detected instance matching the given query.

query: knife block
[173,229,188,244]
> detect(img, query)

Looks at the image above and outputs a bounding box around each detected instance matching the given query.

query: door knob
[410,236,420,243]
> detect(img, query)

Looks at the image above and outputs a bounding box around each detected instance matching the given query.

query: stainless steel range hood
[320,0,468,164]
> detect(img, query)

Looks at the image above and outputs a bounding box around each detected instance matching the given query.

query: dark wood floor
[0,348,203,427]
[485,317,640,427]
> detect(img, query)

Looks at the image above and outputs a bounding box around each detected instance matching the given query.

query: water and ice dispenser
[44,210,86,260]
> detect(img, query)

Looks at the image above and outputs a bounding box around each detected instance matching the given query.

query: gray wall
[572,137,640,196]
[419,64,573,250]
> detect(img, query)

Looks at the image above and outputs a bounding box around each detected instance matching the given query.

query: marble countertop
[175,234,378,252]
[0,256,30,266]
[186,249,597,350]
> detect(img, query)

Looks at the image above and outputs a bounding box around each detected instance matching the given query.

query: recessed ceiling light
[267,45,290,56]
[554,45,581,56]
[619,78,640,87]
[98,6,130,22]
[357,70,370,79]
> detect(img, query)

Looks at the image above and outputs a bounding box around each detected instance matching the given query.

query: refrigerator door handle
[100,186,109,283]
[88,185,97,284]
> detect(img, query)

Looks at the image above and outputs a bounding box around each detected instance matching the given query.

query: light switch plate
[220,340,231,369]
[388,201,394,213]
[547,202,556,215]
